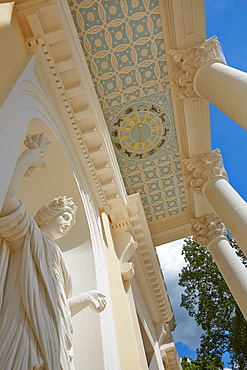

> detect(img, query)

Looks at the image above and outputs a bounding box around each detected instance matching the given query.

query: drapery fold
[0,202,73,369]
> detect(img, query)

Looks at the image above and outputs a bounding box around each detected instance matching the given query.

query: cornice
[16,0,128,210]
[161,342,182,370]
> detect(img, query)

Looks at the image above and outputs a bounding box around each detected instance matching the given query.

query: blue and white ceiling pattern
[69,0,187,222]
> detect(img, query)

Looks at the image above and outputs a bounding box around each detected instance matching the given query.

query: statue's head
[35,196,77,240]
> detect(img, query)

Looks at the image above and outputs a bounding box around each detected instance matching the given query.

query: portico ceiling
[69,0,187,227]
[13,0,212,248]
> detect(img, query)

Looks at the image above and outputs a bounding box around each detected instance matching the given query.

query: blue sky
[206,0,247,200]
[157,2,247,369]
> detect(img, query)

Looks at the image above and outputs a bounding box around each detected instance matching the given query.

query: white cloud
[156,239,202,350]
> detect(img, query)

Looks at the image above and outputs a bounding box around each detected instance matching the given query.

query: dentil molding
[16,0,128,211]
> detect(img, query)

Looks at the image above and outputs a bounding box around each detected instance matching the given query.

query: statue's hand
[24,148,47,176]
[87,290,107,313]
[24,133,51,177]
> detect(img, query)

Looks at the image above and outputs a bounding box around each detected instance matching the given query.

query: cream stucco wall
[101,212,147,370]
[17,118,105,369]
[0,2,28,93]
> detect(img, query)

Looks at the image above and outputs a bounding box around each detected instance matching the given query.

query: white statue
[0,134,106,370]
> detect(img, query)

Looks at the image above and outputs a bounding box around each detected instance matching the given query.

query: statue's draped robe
[0,203,73,370]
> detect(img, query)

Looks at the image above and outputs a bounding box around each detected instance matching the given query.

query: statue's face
[46,211,74,240]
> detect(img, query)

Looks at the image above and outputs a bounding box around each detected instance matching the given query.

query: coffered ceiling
[68,0,187,228]
[15,0,212,245]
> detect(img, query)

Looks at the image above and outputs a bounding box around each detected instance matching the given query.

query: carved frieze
[191,213,227,247]
[169,36,226,99]
[183,149,228,196]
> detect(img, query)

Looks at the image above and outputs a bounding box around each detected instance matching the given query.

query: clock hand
[138,123,143,143]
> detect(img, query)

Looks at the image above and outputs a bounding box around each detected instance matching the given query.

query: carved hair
[34,196,77,227]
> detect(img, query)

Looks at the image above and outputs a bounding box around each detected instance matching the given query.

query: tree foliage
[181,355,223,370]
[181,356,198,370]
[179,236,247,369]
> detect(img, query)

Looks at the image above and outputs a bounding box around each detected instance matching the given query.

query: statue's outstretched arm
[67,290,107,317]
[0,133,50,217]
[0,149,45,217]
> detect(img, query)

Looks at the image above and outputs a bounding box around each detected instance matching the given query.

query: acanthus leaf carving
[183,149,228,196]
[191,213,227,248]
[169,36,226,99]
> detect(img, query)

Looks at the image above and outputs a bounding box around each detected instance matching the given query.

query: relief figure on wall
[0,134,106,370]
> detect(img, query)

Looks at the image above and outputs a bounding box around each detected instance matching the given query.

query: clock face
[110,102,171,160]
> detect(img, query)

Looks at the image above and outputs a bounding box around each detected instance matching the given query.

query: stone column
[169,36,247,131]
[191,213,247,321]
[183,149,247,257]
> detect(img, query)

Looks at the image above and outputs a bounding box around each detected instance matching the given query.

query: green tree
[181,355,224,369]
[181,356,199,370]
[179,236,247,369]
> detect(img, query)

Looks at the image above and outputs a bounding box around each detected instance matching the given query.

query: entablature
[16,0,128,211]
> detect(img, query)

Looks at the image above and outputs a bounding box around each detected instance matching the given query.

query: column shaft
[205,178,247,257]
[195,62,247,131]
[170,36,247,131]
[208,237,247,321]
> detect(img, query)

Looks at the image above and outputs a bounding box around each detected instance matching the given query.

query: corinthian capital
[169,36,226,99]
[191,213,227,248]
[183,149,228,196]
